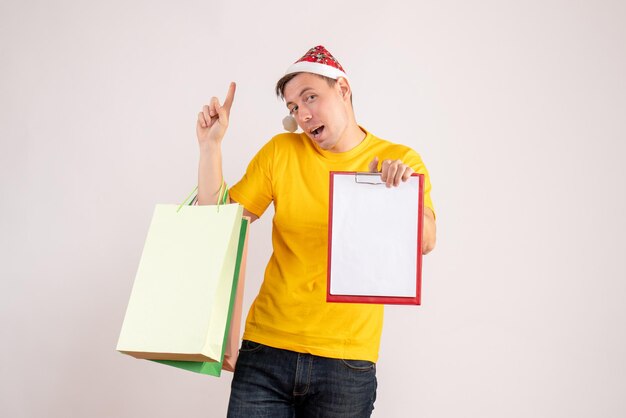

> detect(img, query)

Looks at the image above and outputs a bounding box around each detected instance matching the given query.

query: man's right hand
[197,82,236,147]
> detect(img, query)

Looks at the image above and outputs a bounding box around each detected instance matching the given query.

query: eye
[289,105,299,115]
[305,94,316,102]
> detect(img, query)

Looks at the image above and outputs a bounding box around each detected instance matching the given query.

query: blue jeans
[227,340,377,417]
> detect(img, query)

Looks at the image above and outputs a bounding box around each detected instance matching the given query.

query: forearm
[197,143,230,205]
[422,207,436,254]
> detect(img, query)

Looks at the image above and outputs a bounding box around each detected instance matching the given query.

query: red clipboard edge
[326,172,424,306]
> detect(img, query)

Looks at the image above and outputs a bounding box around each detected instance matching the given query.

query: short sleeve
[229,139,275,218]
[403,149,436,218]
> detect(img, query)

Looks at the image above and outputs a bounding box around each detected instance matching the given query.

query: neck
[332,122,366,153]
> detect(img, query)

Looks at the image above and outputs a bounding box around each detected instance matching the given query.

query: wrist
[199,141,222,156]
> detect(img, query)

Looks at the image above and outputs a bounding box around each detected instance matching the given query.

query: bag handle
[176,181,229,213]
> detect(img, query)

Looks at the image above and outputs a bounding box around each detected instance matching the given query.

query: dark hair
[275,72,337,99]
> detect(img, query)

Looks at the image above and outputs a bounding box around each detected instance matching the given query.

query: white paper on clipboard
[328,172,422,299]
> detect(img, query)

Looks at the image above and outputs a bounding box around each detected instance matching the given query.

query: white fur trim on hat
[284,61,348,80]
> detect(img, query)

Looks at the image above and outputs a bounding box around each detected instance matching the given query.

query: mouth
[309,125,325,139]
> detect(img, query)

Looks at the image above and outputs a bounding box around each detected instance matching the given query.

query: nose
[297,106,312,123]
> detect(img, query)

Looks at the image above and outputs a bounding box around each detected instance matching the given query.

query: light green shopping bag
[117,202,244,363]
[153,217,248,377]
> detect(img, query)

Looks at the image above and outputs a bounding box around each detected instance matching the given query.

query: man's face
[283,73,350,151]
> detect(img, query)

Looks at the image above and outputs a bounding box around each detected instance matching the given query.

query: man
[196,46,436,417]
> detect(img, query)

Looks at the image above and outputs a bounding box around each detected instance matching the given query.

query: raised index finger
[223,82,236,112]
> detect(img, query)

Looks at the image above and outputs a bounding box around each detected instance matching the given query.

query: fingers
[216,101,229,127]
[200,104,212,128]
[199,97,222,129]
[210,96,230,127]
[209,97,220,119]
[380,159,414,187]
[223,82,236,112]
[402,166,415,181]
[198,82,236,130]
[368,156,379,173]
[384,160,399,187]
[198,112,207,128]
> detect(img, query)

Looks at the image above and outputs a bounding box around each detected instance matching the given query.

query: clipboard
[326,172,424,305]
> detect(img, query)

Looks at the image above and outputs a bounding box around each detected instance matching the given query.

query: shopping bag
[117,202,244,363]
[222,218,249,371]
[153,217,249,376]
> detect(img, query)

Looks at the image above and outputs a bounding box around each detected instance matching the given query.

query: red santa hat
[282,46,347,132]
[284,45,348,80]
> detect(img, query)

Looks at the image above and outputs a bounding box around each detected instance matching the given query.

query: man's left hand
[368,156,436,254]
[368,157,415,188]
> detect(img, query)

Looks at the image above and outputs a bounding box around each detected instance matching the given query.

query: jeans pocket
[239,339,264,353]
[340,359,376,371]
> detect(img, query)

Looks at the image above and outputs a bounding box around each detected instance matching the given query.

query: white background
[1,1,625,417]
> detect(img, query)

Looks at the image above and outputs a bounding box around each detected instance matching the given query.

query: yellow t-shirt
[229,128,434,362]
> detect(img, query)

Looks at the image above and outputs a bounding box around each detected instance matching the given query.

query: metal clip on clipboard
[354,172,385,185]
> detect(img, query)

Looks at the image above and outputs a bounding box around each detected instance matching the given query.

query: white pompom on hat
[281,45,347,132]
[282,114,298,132]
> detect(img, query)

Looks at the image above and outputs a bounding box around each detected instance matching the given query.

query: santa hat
[282,45,347,132]
[284,45,348,80]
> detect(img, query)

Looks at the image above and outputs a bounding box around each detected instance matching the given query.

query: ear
[336,77,351,101]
